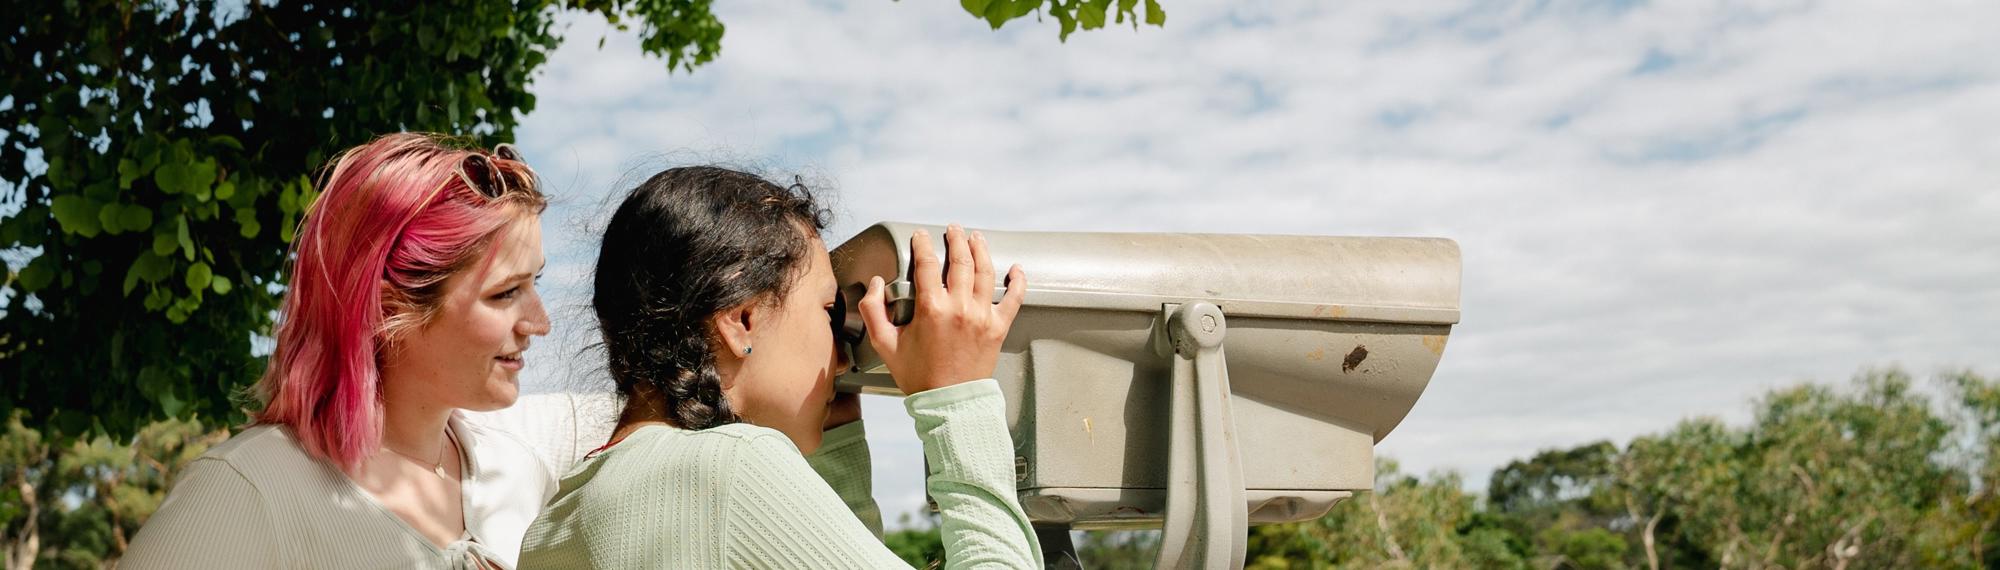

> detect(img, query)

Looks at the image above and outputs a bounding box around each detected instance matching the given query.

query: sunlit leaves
[961,0,1168,41]
[4,0,1142,447]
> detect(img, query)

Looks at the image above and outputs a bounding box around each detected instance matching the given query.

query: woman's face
[725,237,849,454]
[381,216,550,413]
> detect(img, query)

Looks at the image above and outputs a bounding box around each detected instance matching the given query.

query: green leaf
[160,389,187,417]
[211,275,233,295]
[209,135,244,151]
[51,195,104,237]
[1011,0,1040,19]
[98,202,128,235]
[185,262,213,291]
[215,180,237,201]
[18,260,55,292]
[188,158,219,201]
[226,177,258,207]
[235,207,261,239]
[167,295,200,324]
[983,0,1014,28]
[123,262,143,295]
[297,175,321,210]
[152,232,179,256]
[1079,0,1111,30]
[961,0,993,21]
[119,158,143,189]
[154,162,189,195]
[1144,0,1166,25]
[133,252,174,284]
[192,158,218,197]
[144,286,171,311]
[140,141,163,173]
[45,157,70,190]
[170,139,196,164]
[177,218,195,261]
[121,205,155,232]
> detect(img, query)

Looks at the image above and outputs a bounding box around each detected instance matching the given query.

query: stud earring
[744,347,753,355]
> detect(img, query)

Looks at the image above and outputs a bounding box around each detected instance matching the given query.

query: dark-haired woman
[519,167,1041,568]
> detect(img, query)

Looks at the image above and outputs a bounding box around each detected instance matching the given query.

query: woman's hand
[856,224,1026,395]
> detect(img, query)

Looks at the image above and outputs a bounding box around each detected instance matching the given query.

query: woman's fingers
[857,275,898,356]
[909,228,942,303]
[943,224,973,298]
[970,230,996,303]
[996,264,1027,325]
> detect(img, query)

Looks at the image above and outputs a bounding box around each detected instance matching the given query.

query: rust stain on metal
[1421,335,1448,355]
[1311,304,1348,319]
[1341,345,1369,373]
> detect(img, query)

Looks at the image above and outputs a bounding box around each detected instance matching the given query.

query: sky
[507,0,2000,527]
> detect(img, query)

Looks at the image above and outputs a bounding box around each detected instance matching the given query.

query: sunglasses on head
[456,143,528,199]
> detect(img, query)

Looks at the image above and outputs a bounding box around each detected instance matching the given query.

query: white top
[123,413,559,570]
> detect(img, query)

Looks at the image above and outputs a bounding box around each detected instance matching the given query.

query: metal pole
[1152,302,1248,569]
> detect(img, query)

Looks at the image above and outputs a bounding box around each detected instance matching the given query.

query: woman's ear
[711,303,758,361]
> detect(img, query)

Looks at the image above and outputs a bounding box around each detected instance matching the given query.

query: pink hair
[253,133,546,473]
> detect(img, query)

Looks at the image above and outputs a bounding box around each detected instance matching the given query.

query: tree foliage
[0,0,714,443]
[959,0,1168,41]
[1,410,227,568]
[1241,369,2000,570]
[0,0,1126,445]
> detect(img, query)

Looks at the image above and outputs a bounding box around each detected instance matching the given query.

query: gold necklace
[384,431,453,479]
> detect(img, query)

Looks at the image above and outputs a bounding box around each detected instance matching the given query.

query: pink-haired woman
[125,133,556,569]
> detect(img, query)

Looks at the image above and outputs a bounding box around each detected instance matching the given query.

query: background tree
[0,0,1163,446]
[1486,440,1627,568]
[1,413,50,570]
[882,512,946,567]
[1235,369,1995,570]
[0,411,225,569]
[1946,370,2000,566]
[1243,460,1521,569]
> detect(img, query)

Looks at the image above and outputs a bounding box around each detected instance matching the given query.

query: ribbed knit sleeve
[804,420,883,538]
[121,458,283,569]
[905,380,1043,568]
[720,380,1040,569]
[723,432,906,568]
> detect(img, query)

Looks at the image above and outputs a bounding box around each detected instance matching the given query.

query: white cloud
[512,0,2000,526]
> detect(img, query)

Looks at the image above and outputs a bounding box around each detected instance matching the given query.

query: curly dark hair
[592,166,831,430]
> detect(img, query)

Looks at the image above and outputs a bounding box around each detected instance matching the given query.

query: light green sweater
[518,379,1043,569]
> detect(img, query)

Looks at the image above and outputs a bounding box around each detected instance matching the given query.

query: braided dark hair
[592,166,831,430]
